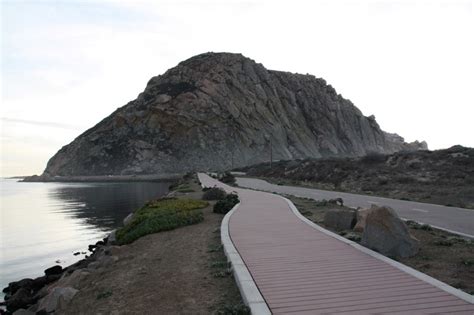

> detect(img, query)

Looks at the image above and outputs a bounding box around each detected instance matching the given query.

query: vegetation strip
[116,198,208,244]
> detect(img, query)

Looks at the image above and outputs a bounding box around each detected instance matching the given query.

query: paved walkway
[199,174,474,314]
[236,177,474,238]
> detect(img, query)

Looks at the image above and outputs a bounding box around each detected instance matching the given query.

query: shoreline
[2,173,248,314]
[20,173,182,183]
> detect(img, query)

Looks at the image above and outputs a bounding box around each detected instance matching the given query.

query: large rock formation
[41,52,426,177]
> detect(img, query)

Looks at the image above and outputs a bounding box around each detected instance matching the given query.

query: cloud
[1,117,83,130]
[1,0,473,176]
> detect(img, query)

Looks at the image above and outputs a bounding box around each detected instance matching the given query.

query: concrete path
[236,177,474,238]
[199,173,474,314]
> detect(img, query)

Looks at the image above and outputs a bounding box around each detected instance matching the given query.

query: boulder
[44,265,62,277]
[361,206,419,258]
[47,270,90,292]
[353,207,376,233]
[123,213,134,226]
[37,287,78,313]
[5,288,35,313]
[106,229,117,245]
[324,209,357,231]
[4,279,33,295]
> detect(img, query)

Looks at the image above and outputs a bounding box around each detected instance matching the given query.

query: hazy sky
[1,0,473,176]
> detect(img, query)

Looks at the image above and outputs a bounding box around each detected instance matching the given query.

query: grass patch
[207,244,223,253]
[433,239,454,247]
[96,290,113,300]
[210,260,230,269]
[212,270,232,278]
[116,198,208,244]
[214,303,250,315]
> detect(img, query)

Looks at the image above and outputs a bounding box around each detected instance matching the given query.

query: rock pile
[2,236,119,314]
[323,204,419,258]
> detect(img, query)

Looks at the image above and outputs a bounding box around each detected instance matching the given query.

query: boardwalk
[199,173,474,314]
[236,177,474,238]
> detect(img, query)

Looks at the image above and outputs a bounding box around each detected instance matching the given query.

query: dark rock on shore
[44,266,62,277]
[37,52,425,178]
[2,236,116,314]
[2,274,61,313]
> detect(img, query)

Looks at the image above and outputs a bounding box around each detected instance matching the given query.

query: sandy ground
[59,181,244,314]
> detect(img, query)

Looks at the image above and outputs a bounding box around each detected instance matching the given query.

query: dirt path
[60,181,245,314]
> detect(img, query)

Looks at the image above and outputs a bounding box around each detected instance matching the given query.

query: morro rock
[41,52,426,177]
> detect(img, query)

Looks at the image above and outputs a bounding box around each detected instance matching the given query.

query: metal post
[270,138,272,169]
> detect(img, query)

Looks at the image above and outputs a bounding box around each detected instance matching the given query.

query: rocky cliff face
[42,52,427,176]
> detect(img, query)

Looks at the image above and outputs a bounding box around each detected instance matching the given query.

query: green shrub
[116,198,208,244]
[176,188,195,193]
[202,187,227,200]
[221,172,236,185]
[434,239,454,246]
[214,303,250,315]
[213,194,239,214]
[420,224,433,231]
[361,152,387,164]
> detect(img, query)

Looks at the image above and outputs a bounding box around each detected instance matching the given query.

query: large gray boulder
[37,287,78,313]
[324,209,357,231]
[361,206,419,258]
[37,52,426,177]
[353,207,376,233]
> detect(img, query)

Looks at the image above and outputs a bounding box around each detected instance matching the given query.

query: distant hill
[40,52,426,177]
[240,145,474,209]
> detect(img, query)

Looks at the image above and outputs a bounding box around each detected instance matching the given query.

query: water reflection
[0,179,170,299]
[47,182,171,230]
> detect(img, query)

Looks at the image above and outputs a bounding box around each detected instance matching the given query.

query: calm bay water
[0,179,170,298]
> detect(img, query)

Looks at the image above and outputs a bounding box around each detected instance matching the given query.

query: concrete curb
[198,174,271,314]
[220,203,272,315]
[279,195,474,304]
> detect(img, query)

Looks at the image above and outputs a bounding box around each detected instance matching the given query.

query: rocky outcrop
[40,52,427,177]
[361,206,419,258]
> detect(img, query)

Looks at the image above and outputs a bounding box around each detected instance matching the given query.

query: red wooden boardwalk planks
[199,174,474,314]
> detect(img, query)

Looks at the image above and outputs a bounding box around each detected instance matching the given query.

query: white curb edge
[279,195,474,304]
[198,174,271,314]
[220,203,272,315]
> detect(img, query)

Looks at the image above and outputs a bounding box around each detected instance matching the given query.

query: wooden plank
[198,174,474,314]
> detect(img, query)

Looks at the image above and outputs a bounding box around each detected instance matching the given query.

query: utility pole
[229,115,235,170]
[231,148,234,169]
[270,137,273,169]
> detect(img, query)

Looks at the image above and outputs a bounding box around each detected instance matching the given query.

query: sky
[1,0,473,176]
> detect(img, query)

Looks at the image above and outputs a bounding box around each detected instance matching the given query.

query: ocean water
[0,179,170,300]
